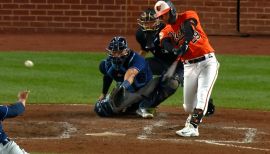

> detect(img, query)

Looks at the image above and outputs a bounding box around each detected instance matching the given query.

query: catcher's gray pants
[0,141,28,154]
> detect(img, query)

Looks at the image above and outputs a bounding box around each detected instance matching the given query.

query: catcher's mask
[94,96,114,117]
[137,8,160,32]
[154,0,177,24]
[138,9,160,50]
[106,36,130,70]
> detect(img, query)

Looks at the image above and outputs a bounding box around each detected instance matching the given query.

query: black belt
[184,54,213,64]
[1,138,10,146]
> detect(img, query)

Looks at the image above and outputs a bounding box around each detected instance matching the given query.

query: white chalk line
[220,126,258,143]
[137,114,270,152]
[85,132,126,137]
[195,140,270,152]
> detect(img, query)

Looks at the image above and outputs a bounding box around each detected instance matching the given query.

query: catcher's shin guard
[190,109,204,128]
[150,74,180,108]
[110,77,160,113]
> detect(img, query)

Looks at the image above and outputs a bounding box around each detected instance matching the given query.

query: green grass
[0,51,105,104]
[0,52,269,111]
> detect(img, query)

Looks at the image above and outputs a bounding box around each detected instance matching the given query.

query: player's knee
[168,78,179,90]
[161,77,179,95]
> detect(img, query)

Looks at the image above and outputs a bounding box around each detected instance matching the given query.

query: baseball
[24,60,34,68]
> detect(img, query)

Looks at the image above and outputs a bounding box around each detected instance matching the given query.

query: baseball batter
[136,7,215,116]
[0,91,29,154]
[154,0,220,137]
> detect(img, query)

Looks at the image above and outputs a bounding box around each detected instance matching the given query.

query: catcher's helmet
[154,0,177,24]
[106,36,130,70]
[137,8,160,31]
[94,96,114,117]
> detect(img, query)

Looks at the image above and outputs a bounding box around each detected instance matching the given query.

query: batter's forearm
[161,38,175,52]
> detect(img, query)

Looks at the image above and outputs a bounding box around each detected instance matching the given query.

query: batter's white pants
[183,53,219,115]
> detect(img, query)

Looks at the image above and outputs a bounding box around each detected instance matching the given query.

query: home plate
[85,131,126,137]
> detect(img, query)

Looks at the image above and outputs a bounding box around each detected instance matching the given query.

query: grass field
[0,51,269,111]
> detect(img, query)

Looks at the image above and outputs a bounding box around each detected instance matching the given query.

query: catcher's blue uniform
[99,50,152,93]
[95,50,153,116]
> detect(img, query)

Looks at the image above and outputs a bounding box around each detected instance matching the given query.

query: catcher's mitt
[110,86,142,113]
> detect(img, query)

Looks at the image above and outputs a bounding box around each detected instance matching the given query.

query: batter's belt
[183,53,214,64]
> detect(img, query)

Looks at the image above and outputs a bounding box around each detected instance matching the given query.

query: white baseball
[24,60,34,68]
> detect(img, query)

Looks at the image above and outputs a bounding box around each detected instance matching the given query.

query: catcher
[0,90,29,154]
[94,36,158,118]
[135,7,215,116]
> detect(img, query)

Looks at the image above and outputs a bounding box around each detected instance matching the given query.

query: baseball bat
[162,60,179,82]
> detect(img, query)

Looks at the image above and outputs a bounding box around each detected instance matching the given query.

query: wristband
[121,80,131,89]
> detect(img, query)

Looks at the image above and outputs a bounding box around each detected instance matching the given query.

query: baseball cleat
[205,98,215,116]
[176,124,199,137]
[136,108,154,119]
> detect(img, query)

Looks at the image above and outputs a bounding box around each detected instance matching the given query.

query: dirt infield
[0,34,270,154]
[6,105,270,154]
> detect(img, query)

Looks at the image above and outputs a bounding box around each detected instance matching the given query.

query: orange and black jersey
[159,11,214,61]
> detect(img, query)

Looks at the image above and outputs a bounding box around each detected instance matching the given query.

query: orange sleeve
[159,24,174,47]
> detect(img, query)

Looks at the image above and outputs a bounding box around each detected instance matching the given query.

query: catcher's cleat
[136,108,154,119]
[205,98,215,117]
[176,124,199,137]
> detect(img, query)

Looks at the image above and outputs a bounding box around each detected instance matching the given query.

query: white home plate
[85,131,126,137]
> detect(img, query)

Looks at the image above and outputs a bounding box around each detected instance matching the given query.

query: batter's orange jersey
[159,11,214,61]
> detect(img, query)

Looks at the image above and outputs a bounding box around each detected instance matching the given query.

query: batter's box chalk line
[9,121,77,140]
[137,121,270,152]
[85,132,126,137]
